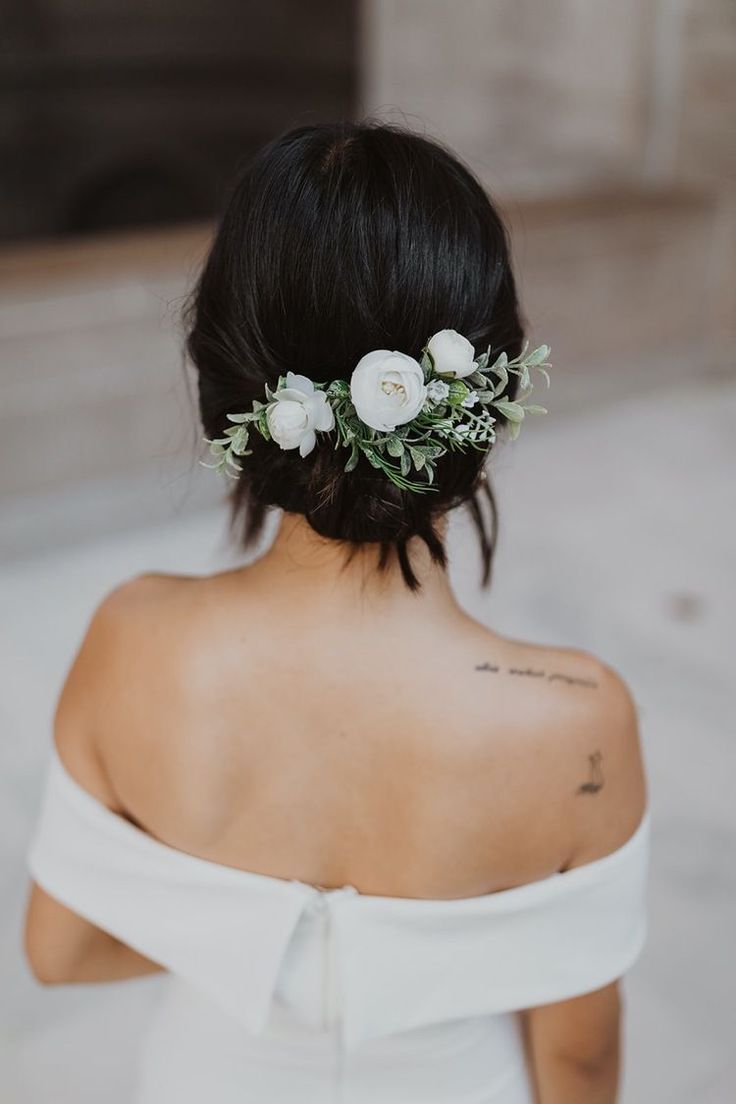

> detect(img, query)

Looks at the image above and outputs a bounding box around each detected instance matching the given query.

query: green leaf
[344,447,359,472]
[231,428,249,454]
[400,450,411,477]
[493,399,525,422]
[386,436,405,457]
[410,447,426,470]
[508,419,522,440]
[258,413,271,440]
[448,380,470,405]
[492,366,509,395]
[523,404,548,415]
[524,344,550,367]
[226,412,250,424]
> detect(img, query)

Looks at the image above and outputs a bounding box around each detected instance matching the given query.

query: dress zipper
[321,891,331,1031]
[315,885,357,1100]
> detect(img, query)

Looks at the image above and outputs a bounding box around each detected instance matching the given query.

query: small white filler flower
[426,379,451,404]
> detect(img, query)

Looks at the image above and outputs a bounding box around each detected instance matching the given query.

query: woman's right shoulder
[548,643,648,868]
[477,631,649,868]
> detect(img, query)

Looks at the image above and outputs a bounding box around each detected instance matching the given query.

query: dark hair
[186,121,524,589]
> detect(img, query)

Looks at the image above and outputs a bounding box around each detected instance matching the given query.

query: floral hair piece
[201,329,551,493]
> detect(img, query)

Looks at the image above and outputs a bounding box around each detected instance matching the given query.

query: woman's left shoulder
[55,574,202,730]
[96,569,202,610]
[84,569,216,639]
[51,571,212,802]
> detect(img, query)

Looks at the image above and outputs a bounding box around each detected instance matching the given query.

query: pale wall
[361,0,735,196]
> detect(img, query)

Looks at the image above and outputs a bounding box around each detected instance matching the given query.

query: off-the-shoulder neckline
[46,744,650,907]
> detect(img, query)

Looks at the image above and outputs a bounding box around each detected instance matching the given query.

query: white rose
[266,372,335,457]
[350,351,427,431]
[427,329,476,378]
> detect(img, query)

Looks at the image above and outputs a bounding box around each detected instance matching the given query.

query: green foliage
[199,344,552,493]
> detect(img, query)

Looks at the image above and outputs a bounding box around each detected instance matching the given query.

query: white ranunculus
[350,351,427,432]
[266,372,335,457]
[427,329,476,378]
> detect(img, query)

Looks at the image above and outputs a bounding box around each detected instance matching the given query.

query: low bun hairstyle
[186,121,524,589]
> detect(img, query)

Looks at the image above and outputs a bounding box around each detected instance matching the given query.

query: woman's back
[56,519,645,901]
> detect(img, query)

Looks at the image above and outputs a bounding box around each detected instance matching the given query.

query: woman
[24,122,649,1104]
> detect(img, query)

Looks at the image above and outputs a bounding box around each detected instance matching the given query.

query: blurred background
[1,2,734,1101]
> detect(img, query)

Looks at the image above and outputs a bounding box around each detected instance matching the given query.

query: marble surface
[2,374,734,1103]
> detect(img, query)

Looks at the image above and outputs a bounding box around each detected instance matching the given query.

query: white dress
[27,747,650,1103]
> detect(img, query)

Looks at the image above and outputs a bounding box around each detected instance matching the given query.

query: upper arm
[522,980,622,1080]
[24,882,105,984]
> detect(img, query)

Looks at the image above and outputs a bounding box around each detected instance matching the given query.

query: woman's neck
[246,511,460,616]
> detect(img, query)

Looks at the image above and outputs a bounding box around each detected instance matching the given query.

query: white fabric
[27,747,650,1102]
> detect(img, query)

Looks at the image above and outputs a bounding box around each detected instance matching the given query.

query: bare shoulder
[526,640,648,866]
[470,628,648,867]
[96,569,201,610]
[62,570,200,671]
[52,571,205,794]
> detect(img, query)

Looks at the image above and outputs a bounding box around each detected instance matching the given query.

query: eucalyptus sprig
[200,399,269,478]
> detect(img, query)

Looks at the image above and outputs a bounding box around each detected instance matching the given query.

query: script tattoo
[548,672,598,689]
[474,663,599,689]
[577,751,604,795]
